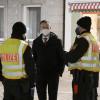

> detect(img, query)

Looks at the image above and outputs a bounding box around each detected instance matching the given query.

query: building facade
[0,0,64,43]
[65,0,100,51]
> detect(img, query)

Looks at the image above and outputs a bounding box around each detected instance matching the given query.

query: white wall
[41,0,63,39]
[67,0,100,2]
[64,1,72,51]
[64,0,100,51]
[0,0,64,40]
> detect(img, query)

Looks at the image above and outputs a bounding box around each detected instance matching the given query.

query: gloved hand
[59,73,62,77]
[58,71,64,77]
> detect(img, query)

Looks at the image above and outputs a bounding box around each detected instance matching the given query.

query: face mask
[41,29,50,36]
[75,27,80,35]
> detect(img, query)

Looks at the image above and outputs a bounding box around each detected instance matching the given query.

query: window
[23,5,41,40]
[0,7,4,38]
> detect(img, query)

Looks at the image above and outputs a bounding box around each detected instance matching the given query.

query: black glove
[58,66,65,77]
[59,72,63,77]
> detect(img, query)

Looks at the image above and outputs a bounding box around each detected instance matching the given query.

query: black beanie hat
[12,22,26,35]
[77,16,91,31]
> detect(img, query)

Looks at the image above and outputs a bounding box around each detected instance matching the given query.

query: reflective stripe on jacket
[68,33,100,72]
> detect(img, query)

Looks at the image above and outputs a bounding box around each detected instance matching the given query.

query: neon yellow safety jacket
[0,38,28,79]
[68,33,100,72]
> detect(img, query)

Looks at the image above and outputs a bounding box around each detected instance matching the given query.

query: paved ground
[0,68,100,100]
[34,69,73,100]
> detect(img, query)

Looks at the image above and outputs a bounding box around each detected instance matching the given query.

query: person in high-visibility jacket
[0,22,35,100]
[65,16,99,100]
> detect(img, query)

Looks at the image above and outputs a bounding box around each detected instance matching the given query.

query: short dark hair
[12,22,26,34]
[40,20,48,25]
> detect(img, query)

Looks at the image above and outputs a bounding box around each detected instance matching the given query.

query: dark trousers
[90,87,98,100]
[3,79,33,100]
[36,75,59,100]
[30,88,34,100]
[72,70,98,100]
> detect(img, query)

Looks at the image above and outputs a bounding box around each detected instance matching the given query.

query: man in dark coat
[32,20,65,100]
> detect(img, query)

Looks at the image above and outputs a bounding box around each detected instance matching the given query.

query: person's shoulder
[50,32,58,39]
[23,44,32,55]
[50,32,62,44]
[79,37,89,43]
[77,36,89,46]
[50,32,61,41]
[33,34,42,44]
[76,35,88,42]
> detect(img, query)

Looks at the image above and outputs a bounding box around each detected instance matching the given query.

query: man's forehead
[40,23,49,28]
[41,22,49,26]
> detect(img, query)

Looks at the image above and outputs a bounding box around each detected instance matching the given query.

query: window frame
[23,5,41,41]
[0,6,5,41]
